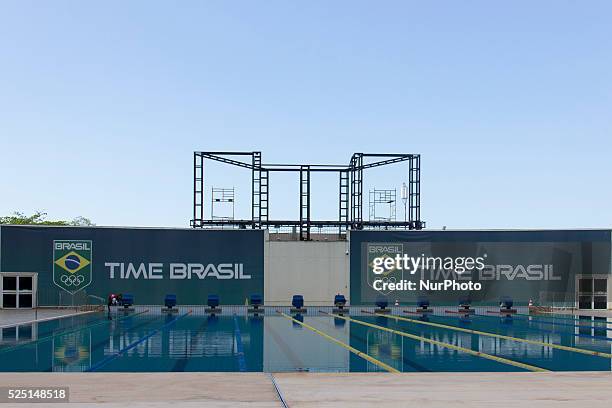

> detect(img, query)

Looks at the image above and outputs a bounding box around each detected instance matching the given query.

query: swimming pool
[1,307,611,372]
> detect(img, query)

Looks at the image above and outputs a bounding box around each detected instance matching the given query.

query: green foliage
[0,211,95,226]
[69,216,95,226]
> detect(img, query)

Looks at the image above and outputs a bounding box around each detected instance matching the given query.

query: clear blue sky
[1,1,610,229]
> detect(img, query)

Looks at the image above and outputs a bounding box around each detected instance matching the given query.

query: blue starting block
[119,294,135,312]
[162,294,178,313]
[457,298,475,315]
[416,297,433,314]
[499,297,517,315]
[205,294,221,314]
[290,295,306,313]
[248,294,264,314]
[375,298,390,314]
[332,294,349,314]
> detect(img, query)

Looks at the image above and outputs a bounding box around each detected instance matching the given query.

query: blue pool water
[1,308,611,372]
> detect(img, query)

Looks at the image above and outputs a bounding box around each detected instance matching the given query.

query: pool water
[1,308,611,372]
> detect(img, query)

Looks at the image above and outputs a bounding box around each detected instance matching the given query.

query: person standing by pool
[107,293,119,318]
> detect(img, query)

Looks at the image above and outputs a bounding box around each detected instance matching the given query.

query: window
[19,276,33,291]
[593,279,607,293]
[1,273,36,309]
[2,294,17,308]
[18,294,32,308]
[3,276,17,291]
[577,277,608,310]
[593,296,607,310]
[578,278,593,293]
[578,295,592,310]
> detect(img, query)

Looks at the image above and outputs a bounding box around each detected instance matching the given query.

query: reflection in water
[0,313,610,373]
[291,313,304,328]
[52,330,91,372]
[0,323,38,345]
[333,317,346,328]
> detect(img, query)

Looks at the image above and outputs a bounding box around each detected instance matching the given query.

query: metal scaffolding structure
[210,187,235,221]
[191,151,424,240]
[368,189,397,222]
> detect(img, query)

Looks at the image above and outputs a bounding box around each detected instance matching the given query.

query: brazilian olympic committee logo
[53,240,92,294]
[366,243,404,296]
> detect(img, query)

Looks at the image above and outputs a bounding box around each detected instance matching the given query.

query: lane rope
[513,313,612,331]
[276,311,399,373]
[323,311,549,372]
[464,312,612,341]
[467,312,612,341]
[367,310,612,359]
[479,312,612,332]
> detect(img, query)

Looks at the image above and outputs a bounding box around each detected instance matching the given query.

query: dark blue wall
[0,226,264,305]
[350,230,611,305]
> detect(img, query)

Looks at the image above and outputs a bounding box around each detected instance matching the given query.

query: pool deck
[539,309,612,318]
[0,309,93,328]
[0,372,611,407]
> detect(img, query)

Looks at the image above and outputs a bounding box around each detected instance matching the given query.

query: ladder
[299,166,310,240]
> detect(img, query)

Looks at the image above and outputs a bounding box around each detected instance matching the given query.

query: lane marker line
[276,311,399,373]
[233,314,247,372]
[264,319,306,369]
[87,310,192,372]
[369,311,612,359]
[0,309,150,354]
[323,312,548,372]
[470,314,612,341]
[317,314,431,372]
[480,312,612,332]
[517,311,611,322]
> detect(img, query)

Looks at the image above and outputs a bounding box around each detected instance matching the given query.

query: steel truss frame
[191,151,424,240]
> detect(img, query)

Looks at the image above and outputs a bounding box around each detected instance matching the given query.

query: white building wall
[264,237,350,306]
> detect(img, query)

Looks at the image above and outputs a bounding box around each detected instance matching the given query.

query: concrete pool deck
[0,372,611,407]
[0,309,94,328]
[539,309,612,318]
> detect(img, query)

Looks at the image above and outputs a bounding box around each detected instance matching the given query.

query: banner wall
[0,226,264,305]
[349,230,611,305]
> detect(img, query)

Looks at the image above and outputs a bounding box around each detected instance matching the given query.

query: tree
[0,211,95,226]
[69,216,95,226]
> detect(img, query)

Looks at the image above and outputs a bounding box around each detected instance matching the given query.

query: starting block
[488,298,517,316]
[248,294,264,314]
[415,298,433,314]
[119,294,135,312]
[375,299,390,314]
[290,295,306,314]
[457,299,475,315]
[205,294,222,314]
[332,294,349,314]
[162,294,179,313]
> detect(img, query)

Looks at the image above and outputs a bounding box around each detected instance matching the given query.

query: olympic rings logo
[61,274,85,286]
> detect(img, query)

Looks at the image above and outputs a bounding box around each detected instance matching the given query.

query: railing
[36,288,105,309]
